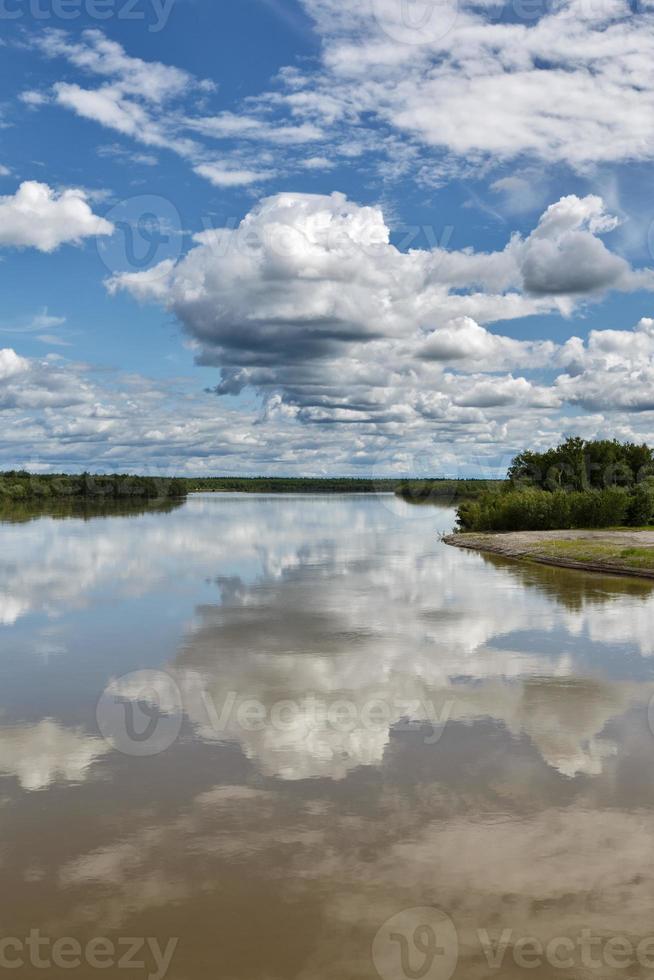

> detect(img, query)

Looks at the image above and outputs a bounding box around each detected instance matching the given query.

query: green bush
[7,482,28,500]
[628,479,654,526]
[457,439,654,532]
[457,487,633,532]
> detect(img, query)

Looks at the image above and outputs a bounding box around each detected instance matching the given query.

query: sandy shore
[443,529,654,580]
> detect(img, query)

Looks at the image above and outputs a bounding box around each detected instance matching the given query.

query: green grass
[616,547,654,568]
[534,539,654,569]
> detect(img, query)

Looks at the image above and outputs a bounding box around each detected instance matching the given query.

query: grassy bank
[535,538,654,570]
[445,529,654,580]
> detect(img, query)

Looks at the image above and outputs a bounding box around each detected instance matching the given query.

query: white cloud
[108,190,652,423]
[490,172,548,216]
[54,82,151,140]
[0,348,29,381]
[3,326,654,476]
[286,0,654,169]
[31,30,311,189]
[19,90,49,108]
[31,4,654,200]
[453,375,560,409]
[30,308,66,331]
[193,163,273,187]
[0,181,113,252]
[300,155,335,170]
[556,317,654,412]
[37,28,208,104]
[419,317,555,368]
[186,112,324,144]
[519,194,647,295]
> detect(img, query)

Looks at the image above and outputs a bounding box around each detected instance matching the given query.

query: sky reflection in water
[1,494,654,979]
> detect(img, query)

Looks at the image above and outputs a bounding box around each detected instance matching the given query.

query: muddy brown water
[1,493,654,979]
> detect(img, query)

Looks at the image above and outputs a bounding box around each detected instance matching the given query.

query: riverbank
[443,529,654,580]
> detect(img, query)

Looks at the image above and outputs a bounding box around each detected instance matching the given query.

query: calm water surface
[2,493,654,979]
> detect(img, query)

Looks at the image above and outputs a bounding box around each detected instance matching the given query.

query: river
[1,493,654,979]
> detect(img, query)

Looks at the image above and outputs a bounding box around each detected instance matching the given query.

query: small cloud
[0,308,70,345]
[97,144,159,167]
[20,90,50,108]
[36,334,72,347]
[0,181,114,252]
[31,308,66,331]
[301,156,335,171]
[132,153,159,167]
[491,173,549,216]
[194,163,273,187]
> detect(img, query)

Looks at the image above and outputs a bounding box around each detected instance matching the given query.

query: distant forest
[185,476,399,494]
[0,472,188,502]
[186,476,502,498]
[0,472,501,504]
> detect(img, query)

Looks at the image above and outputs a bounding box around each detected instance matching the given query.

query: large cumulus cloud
[108,191,652,419]
[1,188,654,473]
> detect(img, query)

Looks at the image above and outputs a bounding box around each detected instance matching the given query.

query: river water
[1,493,654,979]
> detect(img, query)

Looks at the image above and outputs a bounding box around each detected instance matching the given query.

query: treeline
[0,472,501,503]
[394,478,504,503]
[0,471,188,502]
[186,477,400,494]
[187,476,504,497]
[0,472,525,505]
[508,437,654,490]
[458,438,654,532]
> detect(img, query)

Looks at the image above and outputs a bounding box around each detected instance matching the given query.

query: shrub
[628,479,654,526]
[457,487,632,532]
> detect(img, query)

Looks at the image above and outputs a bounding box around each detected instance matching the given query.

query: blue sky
[1,0,654,475]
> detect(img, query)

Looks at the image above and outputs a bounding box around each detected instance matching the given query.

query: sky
[1,0,654,476]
